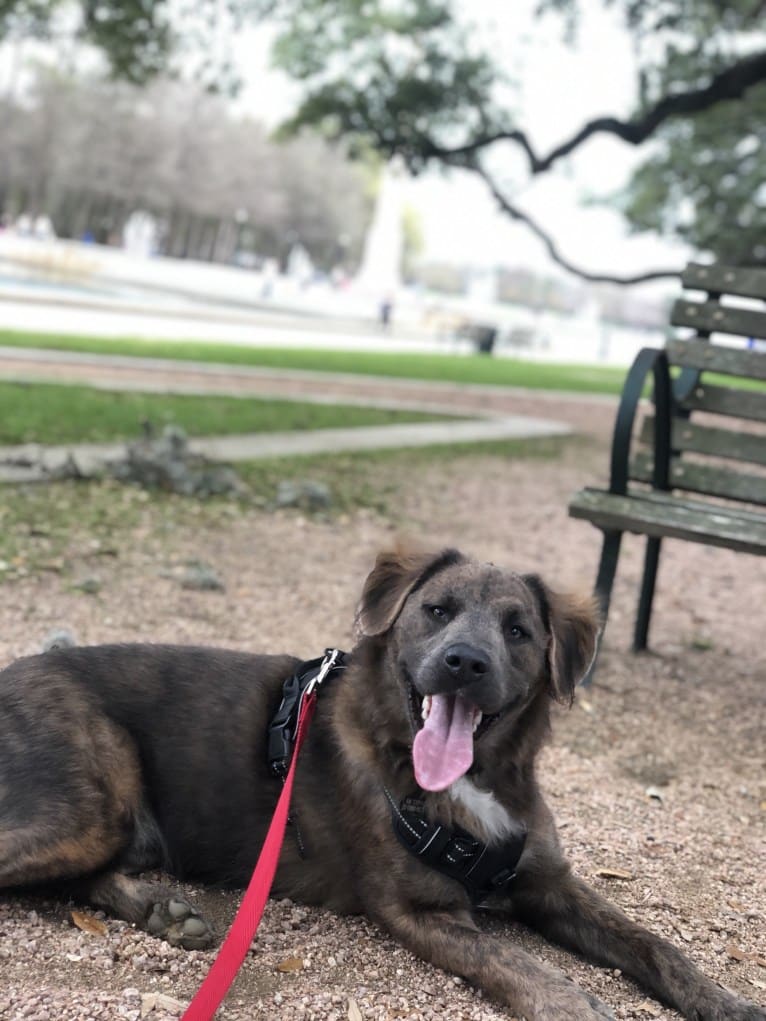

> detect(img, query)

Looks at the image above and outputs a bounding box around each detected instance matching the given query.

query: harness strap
[267,649,347,777]
[385,789,526,905]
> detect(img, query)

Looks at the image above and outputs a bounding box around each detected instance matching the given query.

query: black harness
[386,791,526,905]
[266,651,526,901]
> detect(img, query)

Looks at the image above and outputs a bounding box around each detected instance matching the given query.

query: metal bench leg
[634,536,661,652]
[582,530,622,686]
[594,530,622,621]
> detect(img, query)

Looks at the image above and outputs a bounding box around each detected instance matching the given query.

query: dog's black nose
[442,643,490,686]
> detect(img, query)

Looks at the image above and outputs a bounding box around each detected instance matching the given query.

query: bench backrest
[630,262,766,507]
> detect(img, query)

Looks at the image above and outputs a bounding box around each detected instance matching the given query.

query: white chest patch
[448,777,515,845]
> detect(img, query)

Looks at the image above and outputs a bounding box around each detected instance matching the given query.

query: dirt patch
[0,436,764,1021]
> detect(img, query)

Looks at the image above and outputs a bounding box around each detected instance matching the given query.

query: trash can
[473,325,497,355]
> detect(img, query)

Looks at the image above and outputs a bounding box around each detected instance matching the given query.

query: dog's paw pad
[146,897,214,950]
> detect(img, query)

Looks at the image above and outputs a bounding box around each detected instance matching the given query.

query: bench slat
[638,488,766,525]
[569,488,766,555]
[682,262,766,300]
[639,416,766,466]
[679,382,766,422]
[665,337,766,379]
[631,452,766,505]
[670,299,766,342]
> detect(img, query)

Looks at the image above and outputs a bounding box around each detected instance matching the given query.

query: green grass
[236,435,571,513]
[0,329,630,394]
[0,380,451,445]
[0,437,572,580]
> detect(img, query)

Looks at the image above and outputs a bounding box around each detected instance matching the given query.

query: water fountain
[353,159,405,321]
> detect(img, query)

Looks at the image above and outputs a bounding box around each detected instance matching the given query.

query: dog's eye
[508,625,527,640]
[427,604,449,622]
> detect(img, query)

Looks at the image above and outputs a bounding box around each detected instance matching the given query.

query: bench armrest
[609,347,672,495]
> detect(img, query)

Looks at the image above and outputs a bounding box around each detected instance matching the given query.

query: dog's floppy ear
[356,547,464,637]
[523,575,601,702]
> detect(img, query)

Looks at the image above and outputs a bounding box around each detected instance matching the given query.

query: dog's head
[356,548,600,792]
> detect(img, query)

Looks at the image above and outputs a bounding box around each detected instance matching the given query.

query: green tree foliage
[265,0,766,278]
[0,0,265,85]
[1,0,171,81]
[270,0,504,170]
[621,83,766,266]
[542,1,766,266]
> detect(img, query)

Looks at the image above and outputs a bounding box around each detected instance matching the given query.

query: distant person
[379,294,394,330]
[33,215,55,240]
[15,212,32,236]
[260,257,278,300]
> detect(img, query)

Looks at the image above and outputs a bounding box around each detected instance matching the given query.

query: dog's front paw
[145,896,214,950]
[532,982,615,1020]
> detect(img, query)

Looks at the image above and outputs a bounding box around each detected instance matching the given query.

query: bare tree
[0,70,372,270]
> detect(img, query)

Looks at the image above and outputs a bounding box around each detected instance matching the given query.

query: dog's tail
[40,627,78,653]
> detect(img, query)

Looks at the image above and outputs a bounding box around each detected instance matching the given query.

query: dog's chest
[448,777,515,844]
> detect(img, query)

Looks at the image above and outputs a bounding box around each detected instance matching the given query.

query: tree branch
[426,49,766,174]
[471,162,680,285]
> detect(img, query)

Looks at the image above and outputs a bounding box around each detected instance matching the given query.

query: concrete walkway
[0,415,570,483]
[0,345,603,482]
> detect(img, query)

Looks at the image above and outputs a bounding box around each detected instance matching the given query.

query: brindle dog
[0,549,763,1021]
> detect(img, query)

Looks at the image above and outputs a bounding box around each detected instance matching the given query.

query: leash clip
[303,648,341,698]
[267,648,346,779]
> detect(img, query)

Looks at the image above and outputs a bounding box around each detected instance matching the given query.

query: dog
[0,548,763,1021]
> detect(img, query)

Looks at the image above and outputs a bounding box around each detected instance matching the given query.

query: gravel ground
[0,429,764,1021]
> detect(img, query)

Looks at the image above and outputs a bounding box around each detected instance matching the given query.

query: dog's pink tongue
[413,694,474,792]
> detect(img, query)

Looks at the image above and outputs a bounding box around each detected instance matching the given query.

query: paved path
[0,284,455,352]
[0,346,618,481]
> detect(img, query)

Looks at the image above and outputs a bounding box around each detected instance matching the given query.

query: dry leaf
[670,923,694,943]
[141,992,186,1017]
[727,945,766,967]
[594,868,634,880]
[635,1001,662,1017]
[348,997,363,1021]
[277,956,304,973]
[70,910,108,937]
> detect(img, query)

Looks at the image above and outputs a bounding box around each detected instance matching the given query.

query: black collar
[385,789,527,905]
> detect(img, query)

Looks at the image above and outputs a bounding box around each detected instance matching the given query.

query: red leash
[180,690,317,1021]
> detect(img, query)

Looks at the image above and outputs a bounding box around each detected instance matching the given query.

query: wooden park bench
[568,261,766,654]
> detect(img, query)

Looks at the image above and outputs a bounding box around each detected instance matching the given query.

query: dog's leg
[76,871,214,950]
[0,708,215,951]
[373,904,615,1020]
[0,719,143,890]
[0,785,215,951]
[513,870,765,1021]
